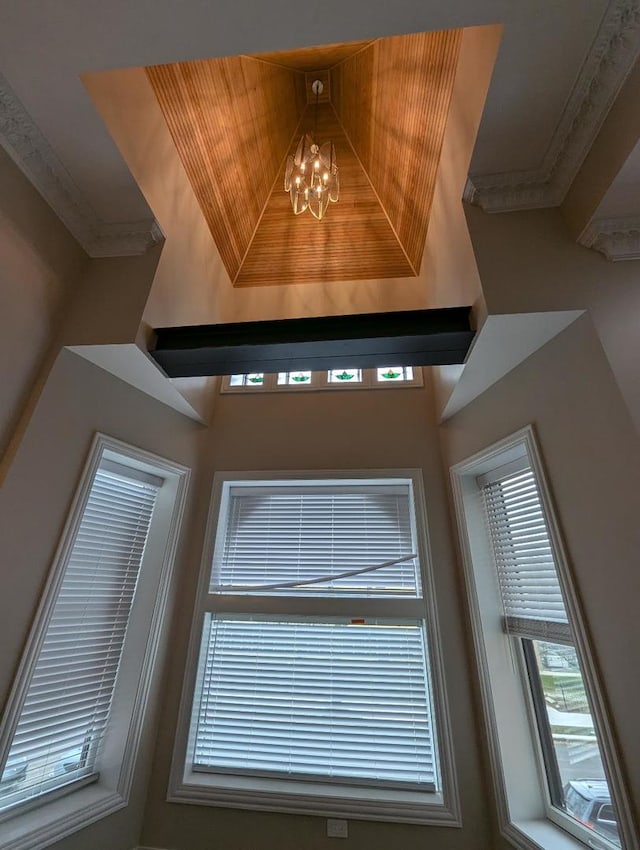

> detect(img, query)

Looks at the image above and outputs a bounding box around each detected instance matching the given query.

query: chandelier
[284,80,339,220]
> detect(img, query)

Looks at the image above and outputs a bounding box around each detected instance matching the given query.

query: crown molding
[466,0,640,213]
[579,217,640,260]
[0,72,163,257]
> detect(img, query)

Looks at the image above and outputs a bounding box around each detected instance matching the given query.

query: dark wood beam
[150,307,475,378]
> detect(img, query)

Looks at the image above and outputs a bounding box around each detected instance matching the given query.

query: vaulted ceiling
[146,30,461,286]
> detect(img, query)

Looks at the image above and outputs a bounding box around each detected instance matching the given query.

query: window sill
[169,771,459,826]
[0,783,125,850]
[506,817,616,850]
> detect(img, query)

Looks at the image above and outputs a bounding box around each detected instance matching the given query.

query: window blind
[193,617,435,789]
[482,468,570,641]
[1,463,159,810]
[213,486,419,596]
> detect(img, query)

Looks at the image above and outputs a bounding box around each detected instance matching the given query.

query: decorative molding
[579,216,640,260]
[466,0,640,212]
[0,72,162,257]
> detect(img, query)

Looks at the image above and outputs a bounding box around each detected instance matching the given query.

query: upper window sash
[481,467,570,634]
[209,481,423,598]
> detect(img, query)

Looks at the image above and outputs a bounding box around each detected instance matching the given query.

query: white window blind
[0,462,160,811]
[213,486,420,596]
[194,616,435,789]
[482,467,570,642]
[185,477,442,801]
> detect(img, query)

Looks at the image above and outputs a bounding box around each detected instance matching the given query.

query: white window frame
[168,469,460,826]
[450,425,636,850]
[0,434,190,850]
[220,367,423,393]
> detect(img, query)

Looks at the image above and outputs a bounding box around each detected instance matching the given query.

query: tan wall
[139,376,492,850]
[0,350,203,850]
[464,204,640,432]
[0,147,87,464]
[562,56,640,237]
[440,316,640,836]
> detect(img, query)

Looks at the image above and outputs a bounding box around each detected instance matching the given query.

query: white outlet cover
[327,818,349,838]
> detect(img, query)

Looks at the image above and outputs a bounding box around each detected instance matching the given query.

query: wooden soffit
[146,30,461,286]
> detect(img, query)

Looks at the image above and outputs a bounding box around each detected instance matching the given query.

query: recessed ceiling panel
[236,102,413,285]
[146,30,461,286]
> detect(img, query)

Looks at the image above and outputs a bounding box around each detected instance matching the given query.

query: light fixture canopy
[284,80,339,220]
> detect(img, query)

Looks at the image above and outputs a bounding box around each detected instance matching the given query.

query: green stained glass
[329,368,362,384]
[291,374,310,383]
[247,374,264,384]
[377,367,413,382]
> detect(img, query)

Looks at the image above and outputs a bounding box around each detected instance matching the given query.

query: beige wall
[440,316,640,837]
[562,56,640,237]
[0,147,87,465]
[139,376,493,850]
[1,277,638,850]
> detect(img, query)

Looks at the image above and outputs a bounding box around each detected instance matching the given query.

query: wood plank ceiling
[146,30,461,287]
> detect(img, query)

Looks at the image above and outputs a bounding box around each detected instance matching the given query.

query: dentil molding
[465,0,640,213]
[579,217,640,260]
[0,72,162,257]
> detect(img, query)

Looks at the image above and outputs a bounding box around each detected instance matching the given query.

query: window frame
[0,434,190,850]
[168,469,461,826]
[450,425,636,850]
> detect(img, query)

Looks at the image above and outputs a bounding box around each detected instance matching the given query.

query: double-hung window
[451,427,633,850]
[171,473,457,824]
[0,435,189,850]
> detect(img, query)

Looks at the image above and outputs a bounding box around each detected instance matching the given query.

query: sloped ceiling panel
[331,30,462,272]
[236,101,414,285]
[147,57,307,280]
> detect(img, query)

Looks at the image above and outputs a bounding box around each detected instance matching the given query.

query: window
[451,427,633,850]
[228,373,265,387]
[169,472,459,825]
[0,435,189,850]
[221,367,421,393]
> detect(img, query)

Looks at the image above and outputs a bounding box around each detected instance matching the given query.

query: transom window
[222,367,420,392]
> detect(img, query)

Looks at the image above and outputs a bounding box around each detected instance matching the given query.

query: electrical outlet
[327,818,349,838]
